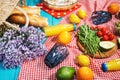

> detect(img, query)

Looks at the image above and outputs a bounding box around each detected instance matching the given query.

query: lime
[56,66,75,80]
[76,54,90,67]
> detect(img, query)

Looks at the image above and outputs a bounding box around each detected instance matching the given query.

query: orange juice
[43,24,76,36]
[102,58,120,72]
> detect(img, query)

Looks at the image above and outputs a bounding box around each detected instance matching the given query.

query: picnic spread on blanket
[0,0,120,80]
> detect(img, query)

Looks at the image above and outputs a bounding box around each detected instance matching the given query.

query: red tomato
[100,27,108,32]
[108,33,115,40]
[102,30,108,35]
[100,27,109,35]
[102,35,109,41]
[96,26,102,30]
[97,30,103,37]
[90,26,95,30]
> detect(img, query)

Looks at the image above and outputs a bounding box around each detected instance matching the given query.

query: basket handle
[16,6,29,27]
[3,6,29,30]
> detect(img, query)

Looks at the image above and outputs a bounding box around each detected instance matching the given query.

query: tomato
[102,30,108,35]
[100,27,109,35]
[97,30,103,37]
[96,26,102,30]
[101,27,107,32]
[102,35,109,41]
[90,26,95,30]
[108,33,115,40]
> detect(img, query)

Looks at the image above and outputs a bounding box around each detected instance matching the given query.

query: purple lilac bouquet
[0,26,47,69]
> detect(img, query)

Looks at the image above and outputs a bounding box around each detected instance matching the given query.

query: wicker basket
[0,0,27,31]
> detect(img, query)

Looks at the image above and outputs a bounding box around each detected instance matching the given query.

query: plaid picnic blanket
[18,0,120,80]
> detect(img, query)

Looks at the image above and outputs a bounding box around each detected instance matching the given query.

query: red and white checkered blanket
[18,0,120,80]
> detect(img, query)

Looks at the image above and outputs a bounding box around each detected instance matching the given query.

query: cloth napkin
[37,2,81,18]
[18,0,120,80]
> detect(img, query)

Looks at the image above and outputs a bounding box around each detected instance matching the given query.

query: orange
[57,31,71,45]
[107,3,119,15]
[76,67,94,80]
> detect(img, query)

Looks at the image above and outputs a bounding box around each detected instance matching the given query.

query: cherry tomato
[97,30,103,37]
[100,27,108,32]
[96,26,102,30]
[102,30,108,35]
[90,26,95,30]
[108,33,115,40]
[102,35,109,41]
[100,27,109,35]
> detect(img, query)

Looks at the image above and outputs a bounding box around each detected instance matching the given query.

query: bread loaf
[8,14,48,27]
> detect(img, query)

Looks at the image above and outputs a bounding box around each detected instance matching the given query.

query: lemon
[77,9,86,19]
[69,14,80,24]
[76,54,90,67]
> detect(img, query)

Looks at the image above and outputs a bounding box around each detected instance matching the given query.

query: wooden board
[77,38,118,59]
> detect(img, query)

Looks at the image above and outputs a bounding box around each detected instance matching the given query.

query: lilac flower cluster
[0,26,47,68]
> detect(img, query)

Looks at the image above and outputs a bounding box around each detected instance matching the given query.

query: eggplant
[44,43,69,68]
[91,11,112,25]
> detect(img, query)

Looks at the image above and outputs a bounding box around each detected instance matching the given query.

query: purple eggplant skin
[44,43,69,68]
[91,11,112,25]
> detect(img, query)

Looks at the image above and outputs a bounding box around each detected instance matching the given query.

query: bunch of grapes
[0,26,47,69]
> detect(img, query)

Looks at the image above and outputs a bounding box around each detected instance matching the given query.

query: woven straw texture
[0,0,20,25]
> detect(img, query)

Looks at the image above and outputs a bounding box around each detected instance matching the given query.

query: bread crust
[7,14,48,27]
[77,38,118,59]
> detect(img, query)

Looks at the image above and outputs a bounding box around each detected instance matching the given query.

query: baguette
[7,14,48,27]
[11,6,40,16]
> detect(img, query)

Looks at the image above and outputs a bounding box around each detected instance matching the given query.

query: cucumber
[118,38,120,48]
[99,41,115,50]
[118,38,120,44]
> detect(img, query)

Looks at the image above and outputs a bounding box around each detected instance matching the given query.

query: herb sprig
[77,24,100,55]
